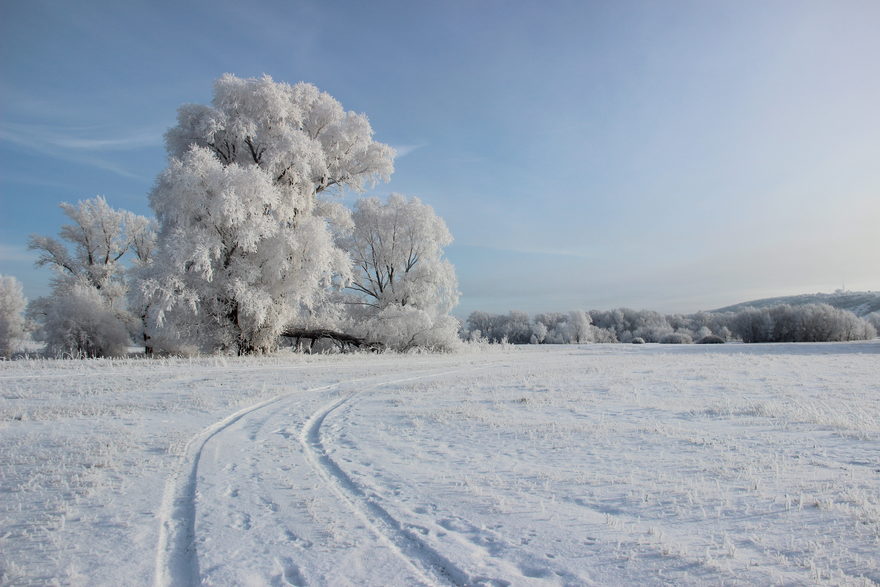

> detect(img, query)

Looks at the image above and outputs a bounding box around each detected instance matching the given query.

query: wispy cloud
[0,122,163,151]
[0,122,163,180]
[46,132,162,151]
[391,143,426,158]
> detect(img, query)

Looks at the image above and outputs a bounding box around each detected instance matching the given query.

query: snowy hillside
[713,291,880,317]
[2,343,879,585]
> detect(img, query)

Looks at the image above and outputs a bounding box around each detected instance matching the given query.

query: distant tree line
[729,304,875,343]
[464,304,876,345]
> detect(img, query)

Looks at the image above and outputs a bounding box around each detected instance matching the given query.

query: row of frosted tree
[464,305,877,345]
[1,75,460,357]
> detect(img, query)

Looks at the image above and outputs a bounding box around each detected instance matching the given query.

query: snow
[2,342,879,585]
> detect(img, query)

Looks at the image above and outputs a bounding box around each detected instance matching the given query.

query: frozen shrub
[695,326,713,340]
[660,332,692,344]
[697,334,725,344]
[631,337,645,344]
[0,275,29,357]
[358,306,460,351]
[31,281,132,357]
[862,312,880,336]
[592,327,618,343]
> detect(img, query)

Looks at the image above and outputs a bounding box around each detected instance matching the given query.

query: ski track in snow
[153,366,489,587]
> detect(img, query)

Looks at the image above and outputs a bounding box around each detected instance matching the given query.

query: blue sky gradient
[2,0,878,316]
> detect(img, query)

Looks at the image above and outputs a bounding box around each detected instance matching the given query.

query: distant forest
[464,293,880,345]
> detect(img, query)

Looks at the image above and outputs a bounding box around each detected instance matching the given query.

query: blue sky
[2,0,878,317]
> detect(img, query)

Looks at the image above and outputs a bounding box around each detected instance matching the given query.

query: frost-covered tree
[533,312,570,344]
[589,308,672,343]
[531,320,548,344]
[532,311,593,344]
[164,74,394,212]
[340,194,460,350]
[475,311,533,344]
[864,311,880,336]
[728,304,874,343]
[142,74,395,354]
[0,275,29,357]
[568,310,593,343]
[29,196,153,296]
[27,197,155,357]
[466,311,493,340]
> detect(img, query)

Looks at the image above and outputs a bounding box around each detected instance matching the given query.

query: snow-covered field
[1,342,879,586]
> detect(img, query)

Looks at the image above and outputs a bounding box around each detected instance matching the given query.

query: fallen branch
[281,328,385,353]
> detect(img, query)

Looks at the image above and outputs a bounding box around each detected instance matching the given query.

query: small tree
[569,310,593,343]
[340,194,459,350]
[466,311,493,340]
[0,275,29,357]
[28,197,154,357]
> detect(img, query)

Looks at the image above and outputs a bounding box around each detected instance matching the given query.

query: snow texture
[2,342,879,585]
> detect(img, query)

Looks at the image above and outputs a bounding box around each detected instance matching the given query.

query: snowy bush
[631,337,645,344]
[30,280,132,357]
[0,275,29,357]
[864,312,880,336]
[697,334,725,344]
[592,327,618,343]
[660,332,693,344]
[358,306,460,351]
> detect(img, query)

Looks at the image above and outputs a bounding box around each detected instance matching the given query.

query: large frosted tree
[142,74,395,354]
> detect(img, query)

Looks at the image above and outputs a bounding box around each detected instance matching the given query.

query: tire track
[152,379,350,587]
[152,364,485,586]
[299,369,490,586]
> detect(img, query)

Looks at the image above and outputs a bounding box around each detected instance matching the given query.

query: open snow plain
[1,342,879,586]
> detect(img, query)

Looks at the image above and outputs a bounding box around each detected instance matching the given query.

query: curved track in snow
[152,379,350,586]
[152,366,485,586]
[299,374,480,586]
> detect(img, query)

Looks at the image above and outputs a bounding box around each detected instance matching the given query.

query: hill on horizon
[712,291,880,317]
